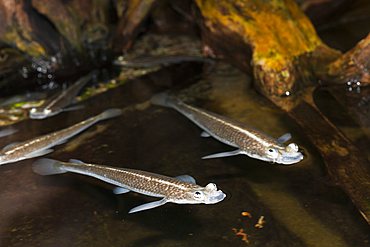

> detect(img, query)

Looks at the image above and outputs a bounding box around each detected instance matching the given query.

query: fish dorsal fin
[277,133,291,143]
[113,187,130,194]
[69,159,86,165]
[128,198,168,214]
[2,142,21,151]
[175,175,196,184]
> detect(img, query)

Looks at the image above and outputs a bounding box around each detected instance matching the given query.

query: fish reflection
[151,93,303,165]
[113,55,215,67]
[0,108,122,165]
[30,70,99,119]
[32,158,226,213]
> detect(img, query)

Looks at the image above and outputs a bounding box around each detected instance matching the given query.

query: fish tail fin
[32,158,66,175]
[98,108,122,120]
[150,93,172,107]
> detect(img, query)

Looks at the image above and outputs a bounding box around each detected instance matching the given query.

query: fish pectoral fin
[62,105,85,112]
[277,133,291,143]
[200,131,211,137]
[24,149,54,159]
[54,138,69,146]
[0,129,18,138]
[1,142,21,151]
[129,198,168,214]
[202,149,242,159]
[113,187,130,194]
[175,175,196,184]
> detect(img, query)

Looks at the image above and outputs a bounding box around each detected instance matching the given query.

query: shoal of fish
[0,65,304,214]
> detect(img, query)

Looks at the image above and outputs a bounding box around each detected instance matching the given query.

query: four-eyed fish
[32,158,226,213]
[30,70,100,119]
[0,108,122,165]
[150,93,304,165]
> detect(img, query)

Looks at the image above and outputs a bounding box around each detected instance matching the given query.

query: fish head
[30,108,56,119]
[177,183,226,205]
[264,143,304,165]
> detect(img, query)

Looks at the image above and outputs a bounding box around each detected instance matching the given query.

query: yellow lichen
[195,0,324,71]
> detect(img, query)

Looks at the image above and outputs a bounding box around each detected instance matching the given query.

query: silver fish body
[0,108,122,165]
[150,93,303,165]
[32,158,226,213]
[30,70,99,119]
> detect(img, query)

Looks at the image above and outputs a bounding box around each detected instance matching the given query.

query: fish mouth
[206,191,226,204]
[277,152,304,165]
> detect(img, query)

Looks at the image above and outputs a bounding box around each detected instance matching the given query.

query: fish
[150,93,304,165]
[32,158,226,213]
[29,70,99,119]
[0,108,122,165]
[0,129,18,138]
[113,55,215,68]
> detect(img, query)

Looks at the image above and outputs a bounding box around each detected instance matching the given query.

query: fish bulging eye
[194,191,205,200]
[44,109,52,115]
[267,148,279,158]
[205,183,217,191]
[287,143,299,152]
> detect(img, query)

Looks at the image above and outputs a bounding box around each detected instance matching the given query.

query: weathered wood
[31,0,111,55]
[113,0,160,54]
[194,0,342,96]
[319,33,370,86]
[0,0,61,56]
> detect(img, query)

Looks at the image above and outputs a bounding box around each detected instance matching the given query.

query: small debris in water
[241,212,252,218]
[255,216,265,229]
[232,228,249,244]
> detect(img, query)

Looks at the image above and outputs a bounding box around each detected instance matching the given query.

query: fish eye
[193,191,205,200]
[267,148,279,158]
[205,183,217,190]
[287,143,299,152]
[44,109,52,115]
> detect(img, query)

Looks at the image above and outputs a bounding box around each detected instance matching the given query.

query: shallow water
[0,61,369,247]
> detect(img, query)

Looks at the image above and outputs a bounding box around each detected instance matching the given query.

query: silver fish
[150,93,303,165]
[113,55,215,68]
[0,108,122,165]
[32,158,226,213]
[29,70,99,119]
